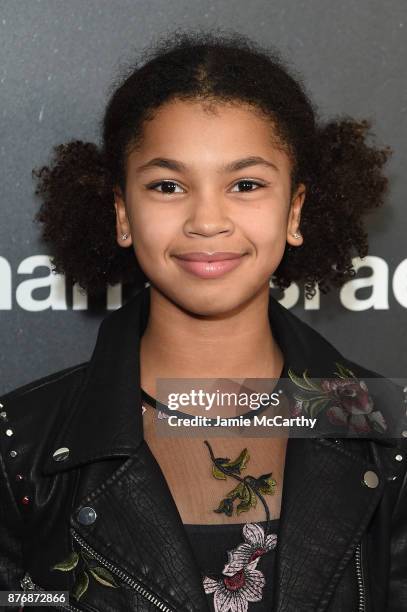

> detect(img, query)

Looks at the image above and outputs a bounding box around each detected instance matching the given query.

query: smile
[173,253,247,279]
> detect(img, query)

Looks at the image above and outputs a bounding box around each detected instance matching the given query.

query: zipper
[354,541,366,612]
[70,527,175,612]
[20,572,82,611]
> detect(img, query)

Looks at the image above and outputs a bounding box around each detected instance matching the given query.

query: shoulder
[0,363,89,469]
[0,364,92,554]
[273,299,407,447]
[1,362,89,416]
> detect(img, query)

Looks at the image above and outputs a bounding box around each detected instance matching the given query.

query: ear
[113,187,133,247]
[286,183,306,248]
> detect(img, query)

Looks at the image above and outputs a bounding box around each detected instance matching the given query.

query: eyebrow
[136,156,279,174]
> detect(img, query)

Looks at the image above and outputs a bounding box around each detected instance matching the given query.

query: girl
[1,30,406,612]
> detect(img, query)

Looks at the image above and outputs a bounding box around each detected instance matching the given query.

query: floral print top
[184,519,279,612]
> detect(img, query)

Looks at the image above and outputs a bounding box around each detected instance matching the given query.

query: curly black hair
[32,29,392,299]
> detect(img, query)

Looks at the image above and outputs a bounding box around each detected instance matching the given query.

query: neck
[140,284,284,397]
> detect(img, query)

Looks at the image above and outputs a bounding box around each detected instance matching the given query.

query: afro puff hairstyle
[32,29,392,299]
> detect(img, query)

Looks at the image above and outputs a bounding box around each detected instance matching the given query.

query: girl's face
[114,99,305,316]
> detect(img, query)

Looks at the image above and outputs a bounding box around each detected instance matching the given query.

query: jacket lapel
[42,285,401,611]
[273,436,386,611]
[266,294,398,611]
[70,440,209,611]
[42,286,150,475]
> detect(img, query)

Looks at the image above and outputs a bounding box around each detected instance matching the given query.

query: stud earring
[121,233,129,240]
[292,232,301,239]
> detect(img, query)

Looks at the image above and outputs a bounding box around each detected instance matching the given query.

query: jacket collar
[43,284,400,476]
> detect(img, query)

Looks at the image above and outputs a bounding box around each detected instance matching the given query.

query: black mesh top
[184,518,279,611]
[141,363,287,610]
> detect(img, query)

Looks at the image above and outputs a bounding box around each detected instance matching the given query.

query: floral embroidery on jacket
[287,362,387,434]
[203,522,277,612]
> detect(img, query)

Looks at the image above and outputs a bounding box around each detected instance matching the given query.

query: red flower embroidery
[287,362,387,434]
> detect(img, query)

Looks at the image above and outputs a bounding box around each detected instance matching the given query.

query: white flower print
[203,522,278,612]
[224,523,277,576]
[203,558,265,612]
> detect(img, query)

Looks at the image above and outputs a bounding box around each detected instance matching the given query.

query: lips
[174,252,245,262]
[172,251,247,279]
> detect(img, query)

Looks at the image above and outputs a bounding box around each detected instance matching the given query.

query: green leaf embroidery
[256,474,277,495]
[288,367,317,391]
[72,570,89,601]
[223,448,250,472]
[51,544,122,603]
[333,362,356,379]
[225,481,247,501]
[236,483,257,515]
[51,552,79,572]
[88,566,119,588]
[302,369,322,392]
[207,443,276,518]
[214,448,250,477]
[212,465,227,480]
[214,498,234,516]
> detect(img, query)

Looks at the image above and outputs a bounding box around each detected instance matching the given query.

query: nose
[183,191,234,238]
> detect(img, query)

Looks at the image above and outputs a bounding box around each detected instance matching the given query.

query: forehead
[127,98,291,169]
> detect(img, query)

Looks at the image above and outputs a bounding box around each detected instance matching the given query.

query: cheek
[128,204,176,262]
[243,205,288,253]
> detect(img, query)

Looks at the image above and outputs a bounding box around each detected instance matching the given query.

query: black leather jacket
[1,286,406,612]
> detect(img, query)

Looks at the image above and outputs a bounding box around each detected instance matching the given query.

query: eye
[146,178,267,195]
[147,180,185,194]
[230,180,266,193]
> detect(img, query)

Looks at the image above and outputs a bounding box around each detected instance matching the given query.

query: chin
[163,282,260,318]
